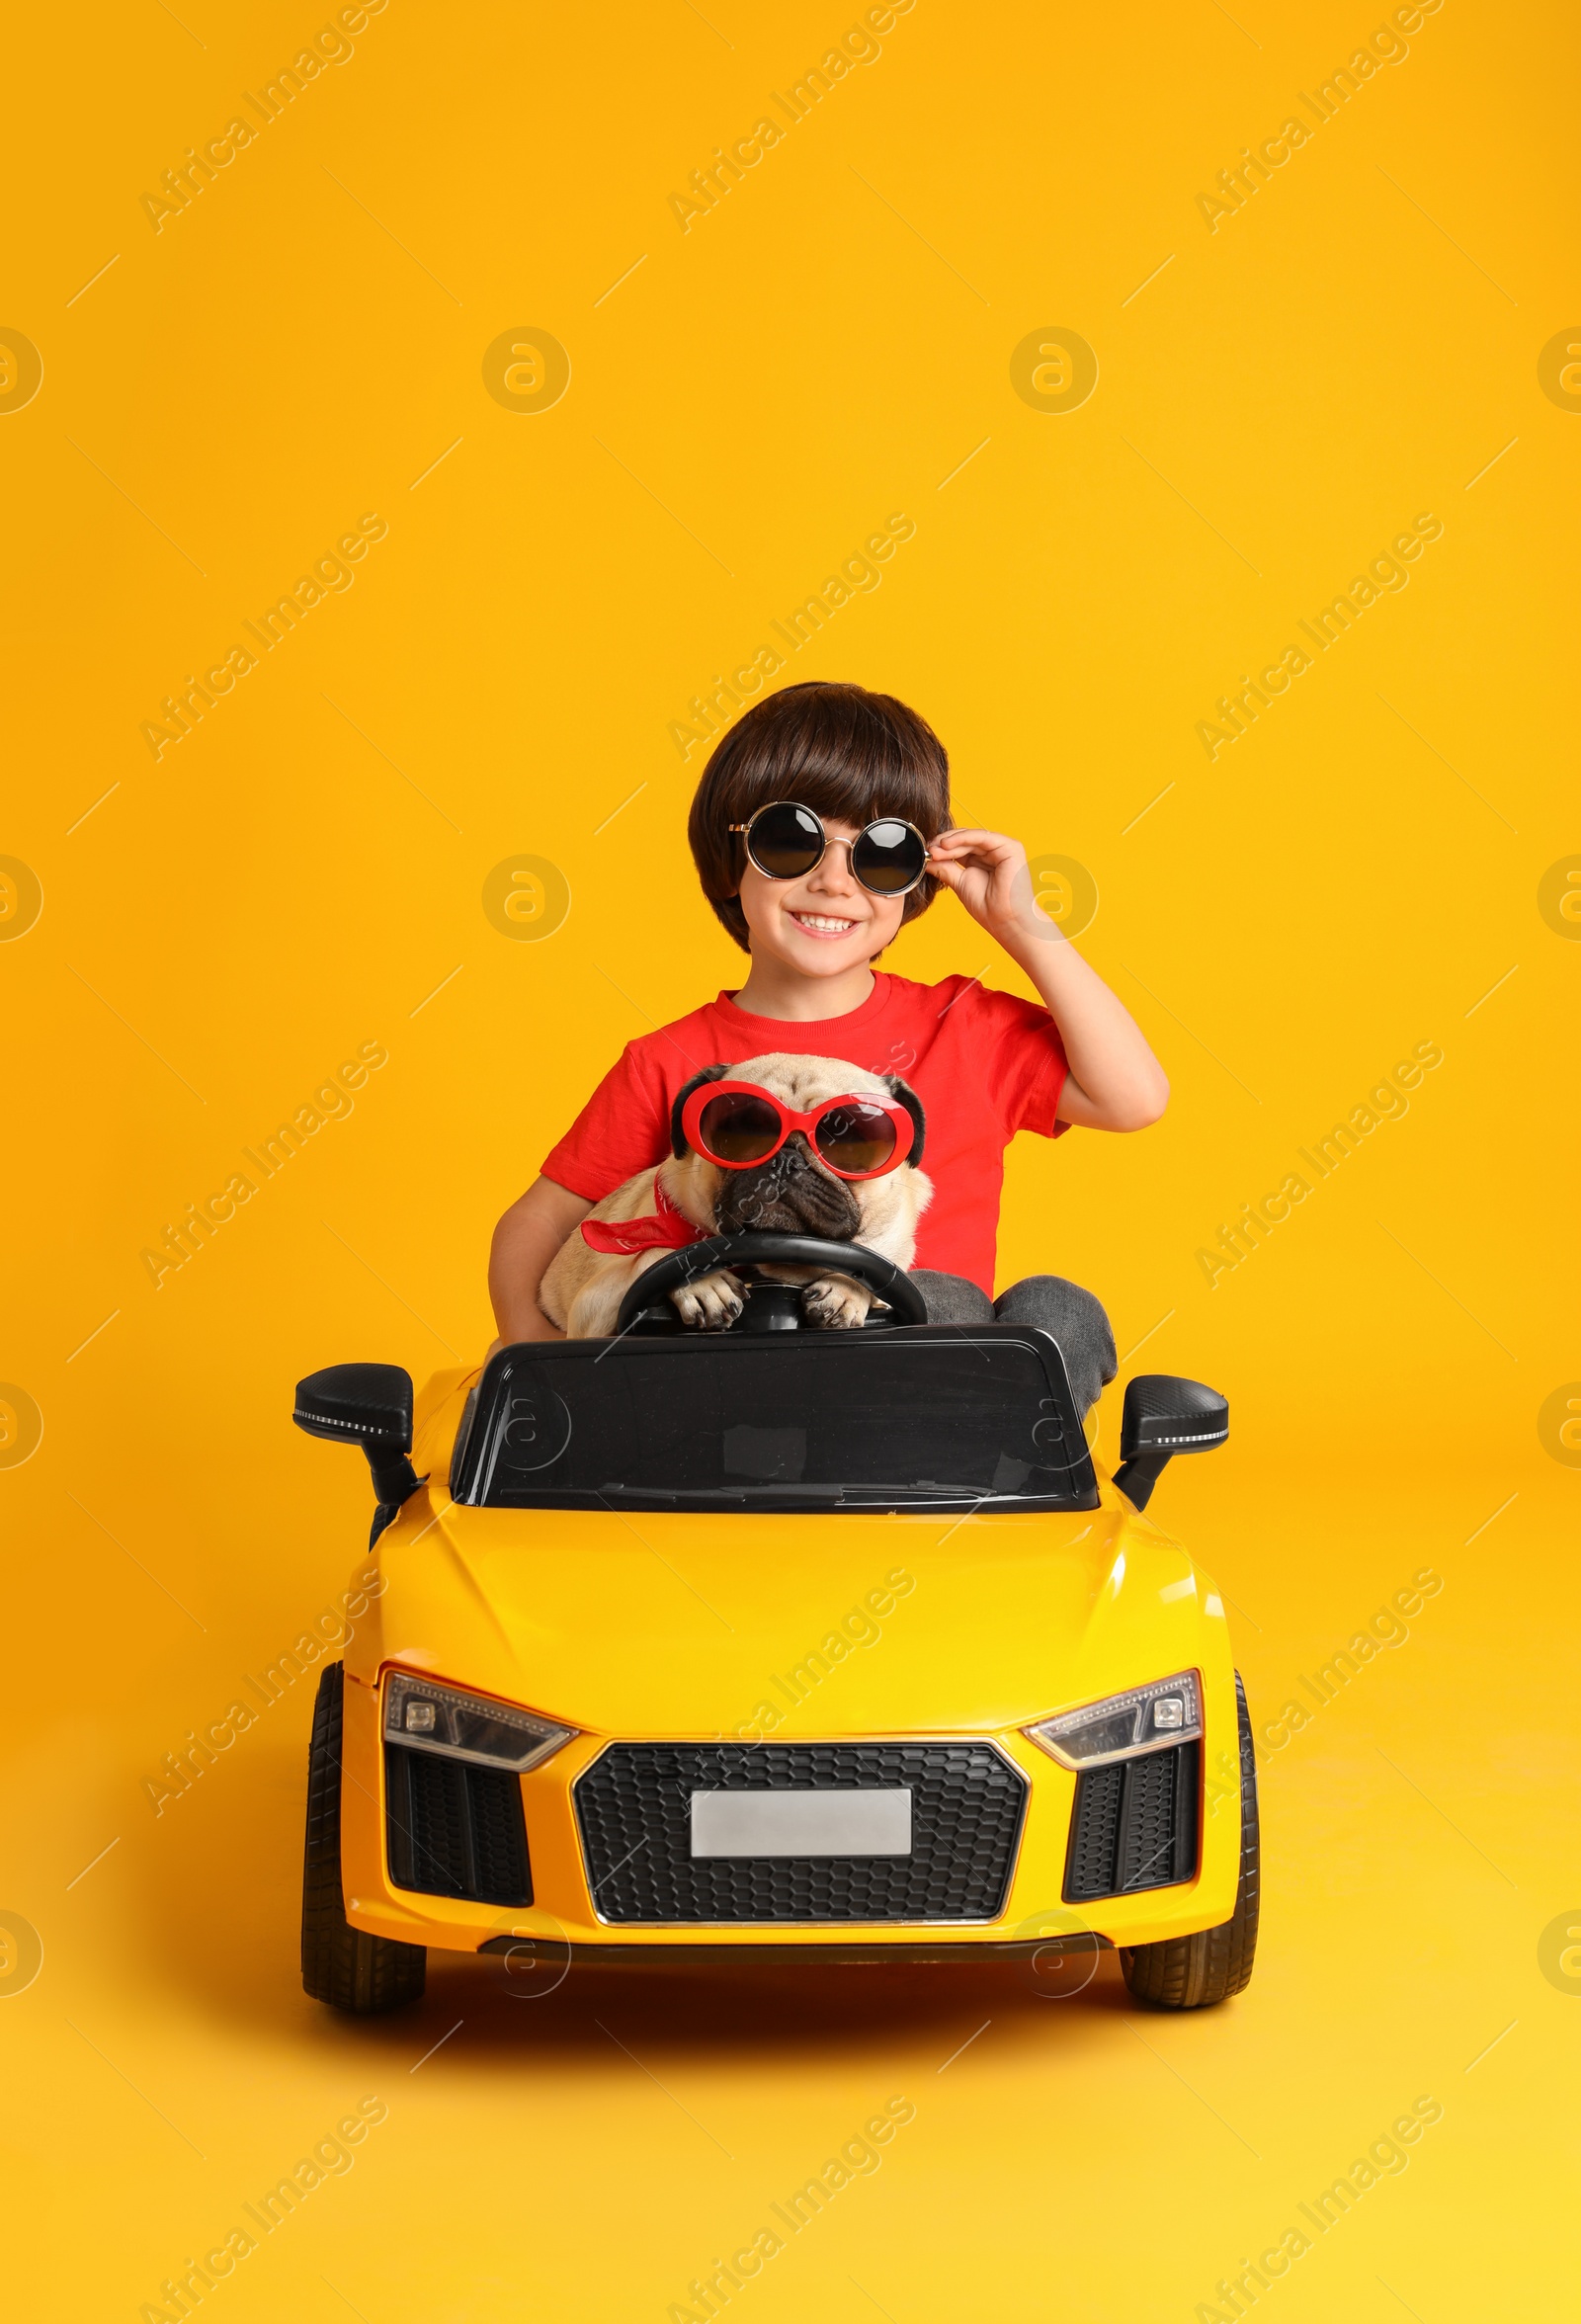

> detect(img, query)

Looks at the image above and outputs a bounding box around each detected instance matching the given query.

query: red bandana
[580,1180,711,1256]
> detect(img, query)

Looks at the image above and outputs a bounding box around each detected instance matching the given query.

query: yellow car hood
[350,1487,1222,1739]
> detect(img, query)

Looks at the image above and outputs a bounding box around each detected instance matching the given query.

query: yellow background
[3,0,1576,2315]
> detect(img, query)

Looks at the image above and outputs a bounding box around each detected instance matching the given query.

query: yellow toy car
[293,1231,1256,2013]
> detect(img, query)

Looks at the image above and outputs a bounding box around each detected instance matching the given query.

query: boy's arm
[926,828,1169,1131]
[488,1176,594,1343]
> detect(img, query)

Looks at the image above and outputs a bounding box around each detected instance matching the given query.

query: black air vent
[384,1744,531,1907]
[1063,1741,1199,1902]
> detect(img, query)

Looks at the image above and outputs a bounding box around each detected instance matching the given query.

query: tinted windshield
[452,1330,1098,1513]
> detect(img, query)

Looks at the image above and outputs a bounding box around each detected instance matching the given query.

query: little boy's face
[736,816,907,977]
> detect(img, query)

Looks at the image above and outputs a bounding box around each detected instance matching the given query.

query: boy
[489,681,1167,1414]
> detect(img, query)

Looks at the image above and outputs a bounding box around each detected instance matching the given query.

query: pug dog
[540,1052,932,1340]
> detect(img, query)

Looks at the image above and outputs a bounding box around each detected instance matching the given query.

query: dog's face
[668,1053,928,1249]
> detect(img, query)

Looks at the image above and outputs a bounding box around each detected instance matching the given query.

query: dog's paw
[670,1268,745,1331]
[799,1274,872,1330]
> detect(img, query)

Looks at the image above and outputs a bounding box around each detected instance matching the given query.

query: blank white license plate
[690,1788,913,1859]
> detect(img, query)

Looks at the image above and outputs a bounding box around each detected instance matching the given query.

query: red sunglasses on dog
[680,1080,916,1181]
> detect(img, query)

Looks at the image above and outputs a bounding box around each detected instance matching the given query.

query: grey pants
[909,1271,1117,1418]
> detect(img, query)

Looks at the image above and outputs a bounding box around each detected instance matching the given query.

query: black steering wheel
[613,1232,929,1335]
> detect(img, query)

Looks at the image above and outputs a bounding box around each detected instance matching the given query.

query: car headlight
[1025,1670,1202,1771]
[382,1672,576,1772]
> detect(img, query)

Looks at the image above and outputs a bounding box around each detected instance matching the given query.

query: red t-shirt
[540,973,1068,1294]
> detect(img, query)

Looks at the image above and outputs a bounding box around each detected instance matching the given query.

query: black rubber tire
[1120,1671,1260,2010]
[301,1662,426,2013]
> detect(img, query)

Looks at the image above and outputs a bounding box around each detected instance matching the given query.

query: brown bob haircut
[688,681,954,954]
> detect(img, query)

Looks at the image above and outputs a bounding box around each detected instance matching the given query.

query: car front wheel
[1120,1671,1259,2010]
[301,1661,426,2013]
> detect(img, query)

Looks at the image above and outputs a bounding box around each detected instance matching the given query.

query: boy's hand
[927,824,1170,1131]
[926,829,1047,941]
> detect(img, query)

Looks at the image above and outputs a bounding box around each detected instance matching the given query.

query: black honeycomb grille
[384,1743,532,1907]
[1063,1740,1199,1902]
[575,1743,1027,1923]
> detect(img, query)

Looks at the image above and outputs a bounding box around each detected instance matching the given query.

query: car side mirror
[293,1364,420,1541]
[1111,1374,1228,1511]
